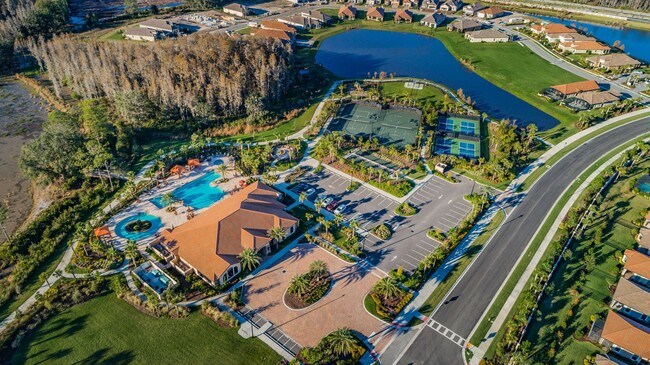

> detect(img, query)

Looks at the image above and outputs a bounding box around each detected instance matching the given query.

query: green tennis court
[434,137,480,159]
[328,102,421,148]
[438,117,480,136]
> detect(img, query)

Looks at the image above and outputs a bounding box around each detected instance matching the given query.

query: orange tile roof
[478,7,504,15]
[94,225,111,238]
[187,158,200,167]
[551,80,599,95]
[561,41,611,51]
[601,311,650,359]
[338,4,356,18]
[541,23,577,34]
[624,249,650,279]
[260,20,297,34]
[394,9,413,21]
[170,164,184,174]
[367,7,384,18]
[161,181,298,283]
[252,28,293,42]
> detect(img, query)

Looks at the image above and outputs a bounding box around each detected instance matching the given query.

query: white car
[322,196,333,205]
[305,188,316,196]
[334,204,347,215]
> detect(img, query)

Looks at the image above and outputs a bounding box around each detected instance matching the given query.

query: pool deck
[106,156,240,250]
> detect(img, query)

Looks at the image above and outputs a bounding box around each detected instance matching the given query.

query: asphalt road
[396,116,650,365]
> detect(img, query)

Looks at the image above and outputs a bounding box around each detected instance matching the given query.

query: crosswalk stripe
[426,319,467,348]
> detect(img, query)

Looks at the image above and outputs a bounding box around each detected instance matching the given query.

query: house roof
[625,249,650,279]
[94,225,111,238]
[278,15,320,28]
[139,18,174,32]
[537,23,577,34]
[223,3,248,14]
[586,53,643,68]
[124,27,158,38]
[187,158,201,167]
[394,9,413,21]
[302,10,331,22]
[451,19,483,30]
[421,12,446,24]
[613,277,650,315]
[478,7,504,15]
[367,7,385,18]
[549,32,595,42]
[601,310,650,359]
[560,41,611,51]
[338,4,357,18]
[594,354,617,365]
[467,28,508,39]
[260,20,297,33]
[573,90,620,105]
[442,0,463,8]
[252,28,294,42]
[551,80,600,95]
[464,2,487,11]
[161,181,298,282]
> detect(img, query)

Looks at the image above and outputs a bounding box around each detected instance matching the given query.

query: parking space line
[440,216,458,226]
[435,221,454,230]
[446,211,467,219]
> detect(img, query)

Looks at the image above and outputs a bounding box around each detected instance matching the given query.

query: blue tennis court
[459,141,477,158]
[460,121,477,135]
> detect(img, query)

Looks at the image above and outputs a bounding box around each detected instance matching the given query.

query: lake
[534,15,650,63]
[315,29,559,130]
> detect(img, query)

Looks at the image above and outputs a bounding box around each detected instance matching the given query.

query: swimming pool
[637,176,650,193]
[151,170,225,210]
[115,214,162,241]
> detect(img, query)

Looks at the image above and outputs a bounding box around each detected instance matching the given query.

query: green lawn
[11,293,281,365]
[521,156,650,364]
[419,210,506,316]
[99,29,125,41]
[378,81,448,105]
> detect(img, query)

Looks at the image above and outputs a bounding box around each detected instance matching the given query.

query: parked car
[305,188,316,196]
[326,200,339,211]
[334,204,347,215]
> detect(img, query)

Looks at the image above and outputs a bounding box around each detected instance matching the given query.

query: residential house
[139,18,178,35]
[645,211,650,229]
[599,311,650,364]
[261,20,298,35]
[463,2,486,16]
[390,0,401,7]
[420,0,440,10]
[278,15,322,29]
[158,181,299,286]
[447,18,482,32]
[124,27,160,42]
[476,7,505,19]
[465,28,509,42]
[338,4,357,20]
[622,249,650,288]
[611,277,650,326]
[586,53,643,72]
[223,3,250,17]
[558,41,611,54]
[402,0,418,8]
[394,9,414,23]
[251,28,295,43]
[563,90,620,111]
[439,0,463,12]
[545,32,595,43]
[351,0,364,4]
[366,0,383,5]
[637,227,650,254]
[366,7,385,21]
[594,355,617,365]
[301,10,332,24]
[420,12,446,28]
[530,23,576,35]
[547,80,600,99]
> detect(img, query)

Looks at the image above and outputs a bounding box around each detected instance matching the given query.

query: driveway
[242,243,388,349]
[292,168,474,273]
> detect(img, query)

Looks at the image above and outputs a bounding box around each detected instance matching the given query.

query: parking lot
[288,167,475,273]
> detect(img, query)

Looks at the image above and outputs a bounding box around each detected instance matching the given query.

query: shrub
[395,202,418,216]
[427,228,446,242]
[371,223,392,240]
[347,181,360,191]
[314,164,324,173]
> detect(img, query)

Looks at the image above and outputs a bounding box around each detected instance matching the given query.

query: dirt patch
[0,78,48,241]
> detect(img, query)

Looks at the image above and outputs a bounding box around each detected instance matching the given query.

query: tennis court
[328,102,421,148]
[438,117,480,137]
[434,137,480,159]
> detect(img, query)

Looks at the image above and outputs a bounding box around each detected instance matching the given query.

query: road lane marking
[426,319,467,348]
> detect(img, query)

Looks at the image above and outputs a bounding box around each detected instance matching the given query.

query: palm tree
[421,253,437,272]
[322,220,332,236]
[124,240,139,267]
[217,163,229,180]
[238,248,261,272]
[267,226,286,244]
[327,327,357,357]
[347,219,360,241]
[314,200,325,213]
[161,192,176,209]
[299,191,307,204]
[106,247,119,267]
[333,213,344,227]
[373,277,401,300]
[309,260,328,279]
[39,272,51,288]
[0,202,12,244]
[288,274,310,298]
[156,160,166,179]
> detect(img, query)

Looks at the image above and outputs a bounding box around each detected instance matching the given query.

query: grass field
[11,293,281,365]
[419,209,506,316]
[471,132,650,355]
[521,156,650,364]
[378,81,449,105]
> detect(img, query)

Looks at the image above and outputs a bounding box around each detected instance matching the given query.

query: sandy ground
[0,79,48,242]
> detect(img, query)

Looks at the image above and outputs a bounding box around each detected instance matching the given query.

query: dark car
[326,200,339,211]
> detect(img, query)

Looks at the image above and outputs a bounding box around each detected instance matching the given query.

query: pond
[315,29,559,130]
[533,15,650,63]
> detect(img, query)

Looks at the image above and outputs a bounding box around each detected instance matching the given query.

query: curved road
[396,116,650,365]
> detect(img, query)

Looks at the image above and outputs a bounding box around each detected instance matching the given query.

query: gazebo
[187,158,201,170]
[170,165,185,177]
[93,225,112,243]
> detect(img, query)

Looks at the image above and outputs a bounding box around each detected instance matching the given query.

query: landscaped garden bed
[371,223,392,240]
[298,327,368,365]
[394,202,418,217]
[285,260,332,309]
[364,277,413,321]
[317,221,363,256]
[125,219,152,232]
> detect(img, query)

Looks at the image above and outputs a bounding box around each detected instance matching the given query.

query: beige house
[447,18,482,33]
[558,41,611,54]
[420,12,446,28]
[394,9,414,23]
[124,27,159,42]
[476,7,505,19]
[366,7,385,21]
[439,0,463,12]
[463,2,486,16]
[156,182,298,286]
[610,277,650,326]
[586,53,643,72]
[465,28,509,43]
[223,3,250,17]
[338,4,357,20]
